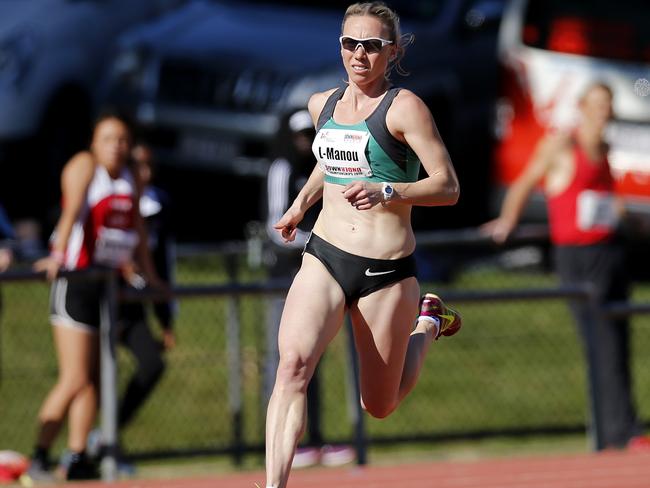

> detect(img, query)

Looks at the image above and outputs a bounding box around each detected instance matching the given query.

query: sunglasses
[339,36,393,54]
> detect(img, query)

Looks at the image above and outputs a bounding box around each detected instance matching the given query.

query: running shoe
[419,293,462,340]
[66,452,100,481]
[320,445,355,467]
[25,457,57,483]
[291,447,321,468]
[86,428,103,459]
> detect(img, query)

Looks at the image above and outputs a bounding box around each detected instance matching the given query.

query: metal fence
[2,227,650,480]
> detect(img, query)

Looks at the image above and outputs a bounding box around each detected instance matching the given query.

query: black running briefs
[303,233,417,305]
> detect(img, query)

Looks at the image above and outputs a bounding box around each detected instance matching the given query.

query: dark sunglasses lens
[363,39,382,53]
[341,37,358,51]
[341,37,384,53]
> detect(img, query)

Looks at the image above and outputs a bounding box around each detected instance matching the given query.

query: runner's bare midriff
[312,181,415,259]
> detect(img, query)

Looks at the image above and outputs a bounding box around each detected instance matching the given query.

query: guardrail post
[264,294,283,404]
[583,284,605,451]
[100,269,119,481]
[344,314,367,465]
[225,256,244,465]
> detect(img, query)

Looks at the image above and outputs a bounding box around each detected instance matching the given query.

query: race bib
[576,190,619,231]
[94,226,139,267]
[313,128,371,178]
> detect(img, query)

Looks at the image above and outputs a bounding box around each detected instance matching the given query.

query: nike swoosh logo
[365,268,396,277]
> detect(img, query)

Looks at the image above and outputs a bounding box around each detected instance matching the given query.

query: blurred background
[1,0,649,476]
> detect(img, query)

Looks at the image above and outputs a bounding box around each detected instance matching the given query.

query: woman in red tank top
[28,113,159,481]
[483,83,647,450]
[546,137,617,246]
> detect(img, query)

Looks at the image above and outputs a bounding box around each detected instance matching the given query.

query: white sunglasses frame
[339,35,394,53]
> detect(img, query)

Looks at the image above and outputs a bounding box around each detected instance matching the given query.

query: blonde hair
[342,2,414,77]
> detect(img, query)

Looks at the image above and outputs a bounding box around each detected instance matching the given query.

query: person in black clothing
[264,109,354,468]
[118,143,176,428]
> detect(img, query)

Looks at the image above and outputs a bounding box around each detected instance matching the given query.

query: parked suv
[0,0,184,228]
[492,0,650,223]
[103,0,506,241]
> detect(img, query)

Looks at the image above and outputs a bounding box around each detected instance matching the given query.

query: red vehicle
[492,0,650,225]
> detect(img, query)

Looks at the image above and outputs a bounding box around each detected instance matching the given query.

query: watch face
[383,183,394,201]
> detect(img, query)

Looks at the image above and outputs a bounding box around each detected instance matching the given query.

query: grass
[1,253,650,472]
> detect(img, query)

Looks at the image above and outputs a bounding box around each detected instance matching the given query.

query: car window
[522,0,650,62]
[214,0,448,20]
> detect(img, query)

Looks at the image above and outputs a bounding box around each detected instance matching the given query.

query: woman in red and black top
[483,82,647,450]
[30,113,158,481]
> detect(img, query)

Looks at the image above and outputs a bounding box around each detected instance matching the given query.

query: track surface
[39,450,650,488]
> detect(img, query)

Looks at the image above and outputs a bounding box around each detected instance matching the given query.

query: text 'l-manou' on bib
[313,128,372,178]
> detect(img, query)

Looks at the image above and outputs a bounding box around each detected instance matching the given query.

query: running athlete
[264,3,461,487]
[29,113,158,481]
[265,109,355,468]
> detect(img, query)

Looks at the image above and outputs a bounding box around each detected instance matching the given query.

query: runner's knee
[275,352,311,393]
[361,395,398,419]
[55,374,93,399]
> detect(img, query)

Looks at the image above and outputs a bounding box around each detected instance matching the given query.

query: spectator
[0,204,15,273]
[28,112,159,481]
[63,143,176,475]
[84,142,176,472]
[0,204,15,379]
[264,109,354,468]
[113,143,177,443]
[482,82,648,450]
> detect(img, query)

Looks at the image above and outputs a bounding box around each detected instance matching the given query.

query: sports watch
[381,182,395,203]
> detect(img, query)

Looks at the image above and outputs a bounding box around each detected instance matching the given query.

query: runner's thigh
[350,277,420,398]
[277,253,346,368]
